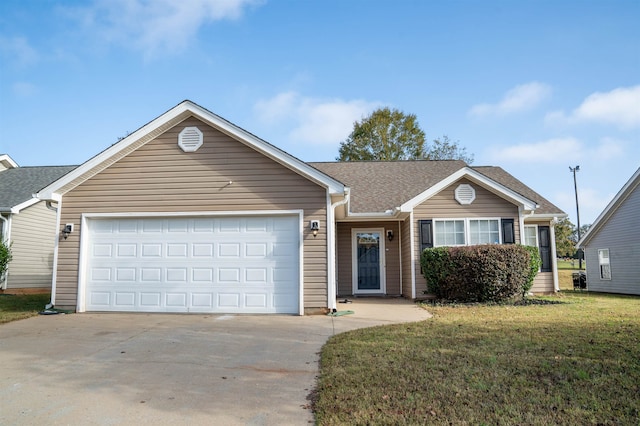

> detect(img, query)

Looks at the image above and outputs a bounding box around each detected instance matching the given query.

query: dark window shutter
[538,226,551,272]
[419,220,433,251]
[501,219,515,244]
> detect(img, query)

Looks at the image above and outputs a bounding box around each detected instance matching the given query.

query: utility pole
[569,166,582,270]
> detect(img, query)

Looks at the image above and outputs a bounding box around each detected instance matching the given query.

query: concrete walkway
[0,298,430,425]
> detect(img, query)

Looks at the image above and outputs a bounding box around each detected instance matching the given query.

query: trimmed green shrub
[421,244,533,302]
[420,246,452,298]
[0,241,12,282]
[522,245,541,295]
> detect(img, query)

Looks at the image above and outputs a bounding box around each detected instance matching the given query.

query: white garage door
[83,215,300,314]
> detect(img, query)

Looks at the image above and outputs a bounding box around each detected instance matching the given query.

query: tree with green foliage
[336,107,473,163]
[554,217,576,258]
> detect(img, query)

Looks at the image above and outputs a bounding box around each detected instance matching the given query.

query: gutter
[327,190,351,312]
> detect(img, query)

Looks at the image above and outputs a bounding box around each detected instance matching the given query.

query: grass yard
[0,293,50,324]
[314,292,640,425]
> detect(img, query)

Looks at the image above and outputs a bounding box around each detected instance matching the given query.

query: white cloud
[554,187,615,225]
[12,82,38,97]
[254,92,382,145]
[591,137,625,160]
[486,136,624,165]
[0,36,39,68]
[488,137,581,163]
[545,85,640,129]
[469,82,552,117]
[68,0,262,57]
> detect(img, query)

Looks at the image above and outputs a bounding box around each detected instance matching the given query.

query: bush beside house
[421,245,538,302]
[0,241,12,283]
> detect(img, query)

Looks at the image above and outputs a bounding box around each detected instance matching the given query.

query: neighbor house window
[524,225,538,247]
[434,220,465,246]
[469,219,500,245]
[598,249,611,280]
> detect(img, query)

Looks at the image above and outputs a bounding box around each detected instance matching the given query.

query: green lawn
[314,292,640,425]
[557,258,584,270]
[0,293,50,324]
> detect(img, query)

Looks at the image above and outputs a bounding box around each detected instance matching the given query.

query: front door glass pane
[356,232,380,290]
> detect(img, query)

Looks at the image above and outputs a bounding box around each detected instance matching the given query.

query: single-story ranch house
[36,100,566,314]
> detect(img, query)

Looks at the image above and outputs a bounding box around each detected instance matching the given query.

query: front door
[352,229,385,294]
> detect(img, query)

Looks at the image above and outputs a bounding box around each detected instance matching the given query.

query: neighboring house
[0,154,76,293]
[35,100,566,314]
[577,167,640,296]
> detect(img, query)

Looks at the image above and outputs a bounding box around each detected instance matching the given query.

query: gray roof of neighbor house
[309,160,565,216]
[0,165,77,212]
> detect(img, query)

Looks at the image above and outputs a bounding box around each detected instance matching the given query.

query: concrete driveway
[0,298,430,425]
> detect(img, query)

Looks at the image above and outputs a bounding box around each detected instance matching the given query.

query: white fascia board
[0,154,19,169]
[578,167,640,248]
[526,213,568,221]
[36,100,345,199]
[10,197,40,214]
[400,167,538,212]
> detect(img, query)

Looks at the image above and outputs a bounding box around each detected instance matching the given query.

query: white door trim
[351,228,386,295]
[77,210,304,314]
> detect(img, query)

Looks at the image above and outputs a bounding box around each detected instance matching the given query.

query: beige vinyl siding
[55,117,328,311]
[336,221,401,296]
[413,179,521,296]
[6,202,57,289]
[531,273,554,293]
[400,218,413,297]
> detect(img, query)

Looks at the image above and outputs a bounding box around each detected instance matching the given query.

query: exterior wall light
[387,230,394,241]
[310,220,320,237]
[61,223,74,239]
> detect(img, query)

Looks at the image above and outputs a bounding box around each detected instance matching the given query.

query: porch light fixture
[387,230,394,241]
[61,223,74,240]
[310,220,320,237]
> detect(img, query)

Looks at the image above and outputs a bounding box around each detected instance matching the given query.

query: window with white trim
[598,249,611,280]
[469,219,500,244]
[433,218,501,247]
[434,220,466,246]
[524,225,538,247]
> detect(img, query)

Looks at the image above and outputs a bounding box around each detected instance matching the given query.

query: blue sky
[0,0,638,226]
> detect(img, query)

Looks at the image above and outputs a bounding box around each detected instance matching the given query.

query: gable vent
[455,183,476,205]
[178,126,203,152]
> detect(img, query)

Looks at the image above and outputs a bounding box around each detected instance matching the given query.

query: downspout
[45,199,62,307]
[550,217,560,292]
[328,190,350,312]
[0,214,8,290]
[397,219,402,297]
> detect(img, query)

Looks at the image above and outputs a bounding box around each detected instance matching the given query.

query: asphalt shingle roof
[309,160,565,215]
[471,166,565,215]
[0,166,77,211]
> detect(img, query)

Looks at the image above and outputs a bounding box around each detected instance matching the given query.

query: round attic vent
[455,183,476,205]
[178,126,203,152]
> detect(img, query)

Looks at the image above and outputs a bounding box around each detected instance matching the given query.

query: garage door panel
[84,216,300,313]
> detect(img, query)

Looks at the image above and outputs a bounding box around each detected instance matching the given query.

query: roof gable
[578,167,640,247]
[37,100,345,200]
[310,161,560,217]
[400,167,538,212]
